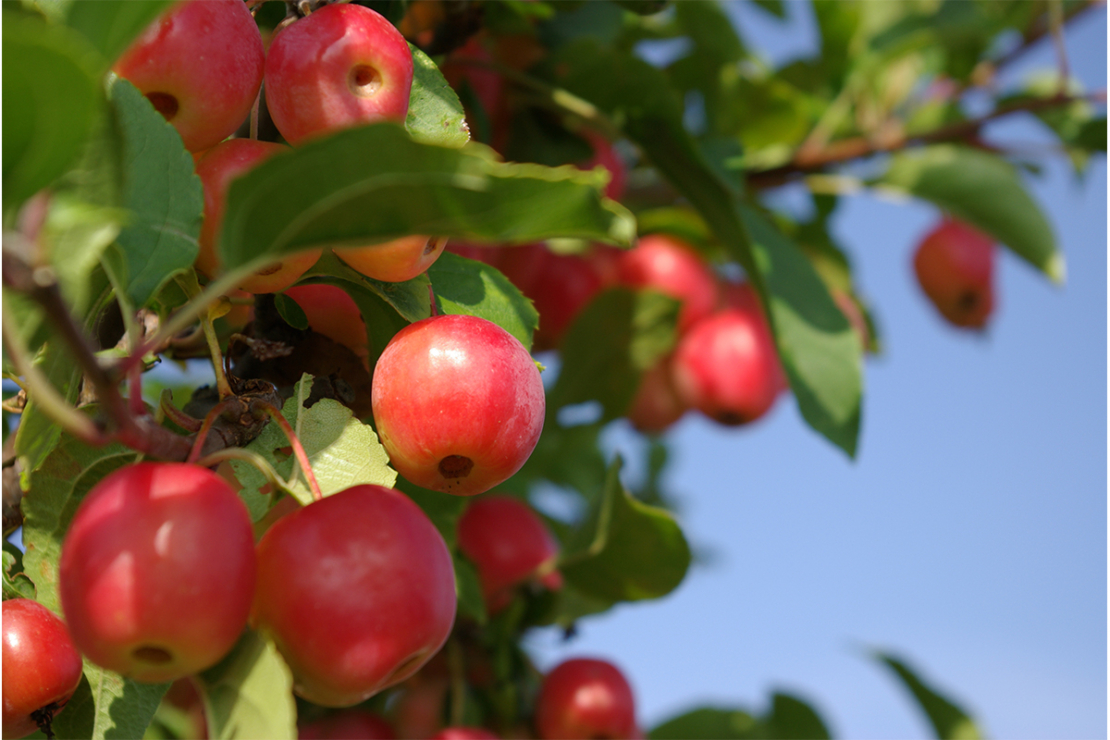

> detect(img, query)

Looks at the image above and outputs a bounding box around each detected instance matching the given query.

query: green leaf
[217,124,635,283]
[874,652,983,740]
[549,288,680,422]
[195,630,297,740]
[273,293,309,331]
[879,144,1063,282]
[649,707,761,739]
[20,430,137,612]
[3,541,36,600]
[453,554,488,625]
[64,0,174,68]
[49,665,169,740]
[407,43,470,148]
[762,692,832,740]
[559,456,690,602]
[106,77,204,308]
[742,206,863,457]
[3,9,104,211]
[546,40,863,456]
[231,376,397,513]
[428,250,539,352]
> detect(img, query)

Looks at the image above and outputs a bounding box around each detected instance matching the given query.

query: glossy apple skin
[2,599,84,740]
[371,315,546,496]
[114,0,264,153]
[251,485,456,707]
[265,3,414,145]
[299,710,397,739]
[616,235,719,334]
[283,284,370,368]
[196,139,322,293]
[913,219,996,329]
[498,244,604,352]
[457,495,561,611]
[535,658,637,740]
[334,235,447,283]
[671,307,783,427]
[58,462,256,684]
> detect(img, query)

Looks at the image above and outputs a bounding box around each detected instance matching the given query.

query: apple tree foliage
[1,0,1104,739]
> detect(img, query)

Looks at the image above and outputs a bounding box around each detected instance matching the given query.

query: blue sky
[528,3,1108,739]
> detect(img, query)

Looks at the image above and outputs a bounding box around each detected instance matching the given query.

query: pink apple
[264,3,414,145]
[371,314,546,496]
[251,485,456,707]
[626,356,688,434]
[195,138,322,293]
[113,0,265,153]
[58,462,256,683]
[299,710,397,739]
[671,306,783,427]
[334,235,447,283]
[615,234,719,334]
[431,728,501,740]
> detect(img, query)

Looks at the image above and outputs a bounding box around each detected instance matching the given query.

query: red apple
[615,235,719,334]
[497,244,604,351]
[113,0,265,153]
[195,138,322,293]
[431,728,501,740]
[251,485,456,707]
[334,235,447,283]
[577,131,626,202]
[912,218,996,329]
[534,658,637,740]
[2,599,84,740]
[283,284,370,369]
[299,710,397,739]
[371,314,546,496]
[457,495,562,612]
[671,306,783,427]
[58,462,256,684]
[265,3,414,145]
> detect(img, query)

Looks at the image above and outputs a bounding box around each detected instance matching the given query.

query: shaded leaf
[106,77,203,308]
[195,630,297,740]
[649,707,761,739]
[763,692,831,739]
[65,0,174,68]
[3,540,36,600]
[879,145,1063,282]
[3,9,104,210]
[549,288,680,422]
[47,665,168,740]
[559,456,689,602]
[217,124,635,284]
[428,250,539,352]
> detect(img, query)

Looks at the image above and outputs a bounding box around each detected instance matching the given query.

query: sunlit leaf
[196,630,297,740]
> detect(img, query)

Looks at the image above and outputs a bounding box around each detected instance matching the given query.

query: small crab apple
[283,283,370,369]
[913,218,996,329]
[431,728,501,740]
[58,462,256,684]
[2,599,84,740]
[671,304,784,427]
[113,0,265,153]
[497,243,605,351]
[251,485,457,707]
[334,235,448,283]
[576,131,627,201]
[626,355,688,435]
[371,314,545,496]
[535,658,637,740]
[195,139,321,294]
[616,234,719,334]
[264,3,414,145]
[457,495,562,613]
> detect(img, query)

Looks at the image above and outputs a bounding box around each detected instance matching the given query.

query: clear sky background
[527,3,1108,739]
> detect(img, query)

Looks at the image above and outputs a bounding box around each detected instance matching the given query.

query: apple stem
[159,389,203,433]
[255,401,325,503]
[201,312,236,400]
[428,283,439,316]
[185,397,241,464]
[195,446,289,497]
